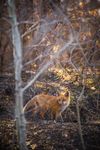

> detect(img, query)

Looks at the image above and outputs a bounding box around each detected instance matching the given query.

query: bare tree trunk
[7,0,27,150]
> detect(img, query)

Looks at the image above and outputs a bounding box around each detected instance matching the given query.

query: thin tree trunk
[76,83,86,150]
[7,0,27,149]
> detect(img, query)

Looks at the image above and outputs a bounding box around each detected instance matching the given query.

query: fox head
[57,90,70,105]
[57,97,66,105]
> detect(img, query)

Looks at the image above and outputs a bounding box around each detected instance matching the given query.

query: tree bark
[7,0,27,150]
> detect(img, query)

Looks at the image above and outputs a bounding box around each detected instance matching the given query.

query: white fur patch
[63,101,67,105]
[61,105,67,112]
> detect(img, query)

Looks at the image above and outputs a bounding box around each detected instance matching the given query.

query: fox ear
[65,91,70,97]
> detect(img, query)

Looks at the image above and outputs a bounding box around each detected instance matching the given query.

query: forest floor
[0,75,100,150]
[0,119,100,150]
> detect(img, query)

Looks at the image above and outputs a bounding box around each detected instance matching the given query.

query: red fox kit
[23,90,70,121]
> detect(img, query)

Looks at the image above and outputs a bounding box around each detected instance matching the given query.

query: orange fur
[23,91,70,121]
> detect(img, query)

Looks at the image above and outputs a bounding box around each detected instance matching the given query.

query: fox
[23,90,70,122]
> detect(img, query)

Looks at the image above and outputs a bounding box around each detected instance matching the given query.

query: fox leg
[59,114,64,122]
[38,106,48,120]
[51,112,57,122]
[39,110,45,119]
[31,108,39,121]
[49,110,53,120]
[55,113,64,122]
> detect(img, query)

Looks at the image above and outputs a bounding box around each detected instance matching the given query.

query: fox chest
[60,105,67,112]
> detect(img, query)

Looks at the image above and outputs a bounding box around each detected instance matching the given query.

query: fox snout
[62,101,67,105]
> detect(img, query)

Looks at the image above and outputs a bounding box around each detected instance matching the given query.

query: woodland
[0,0,100,150]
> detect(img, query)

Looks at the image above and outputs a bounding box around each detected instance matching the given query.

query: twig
[22,33,74,92]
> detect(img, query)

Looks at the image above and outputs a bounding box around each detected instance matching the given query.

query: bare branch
[23,33,74,92]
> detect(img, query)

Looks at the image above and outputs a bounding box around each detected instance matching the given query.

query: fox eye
[58,99,62,104]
